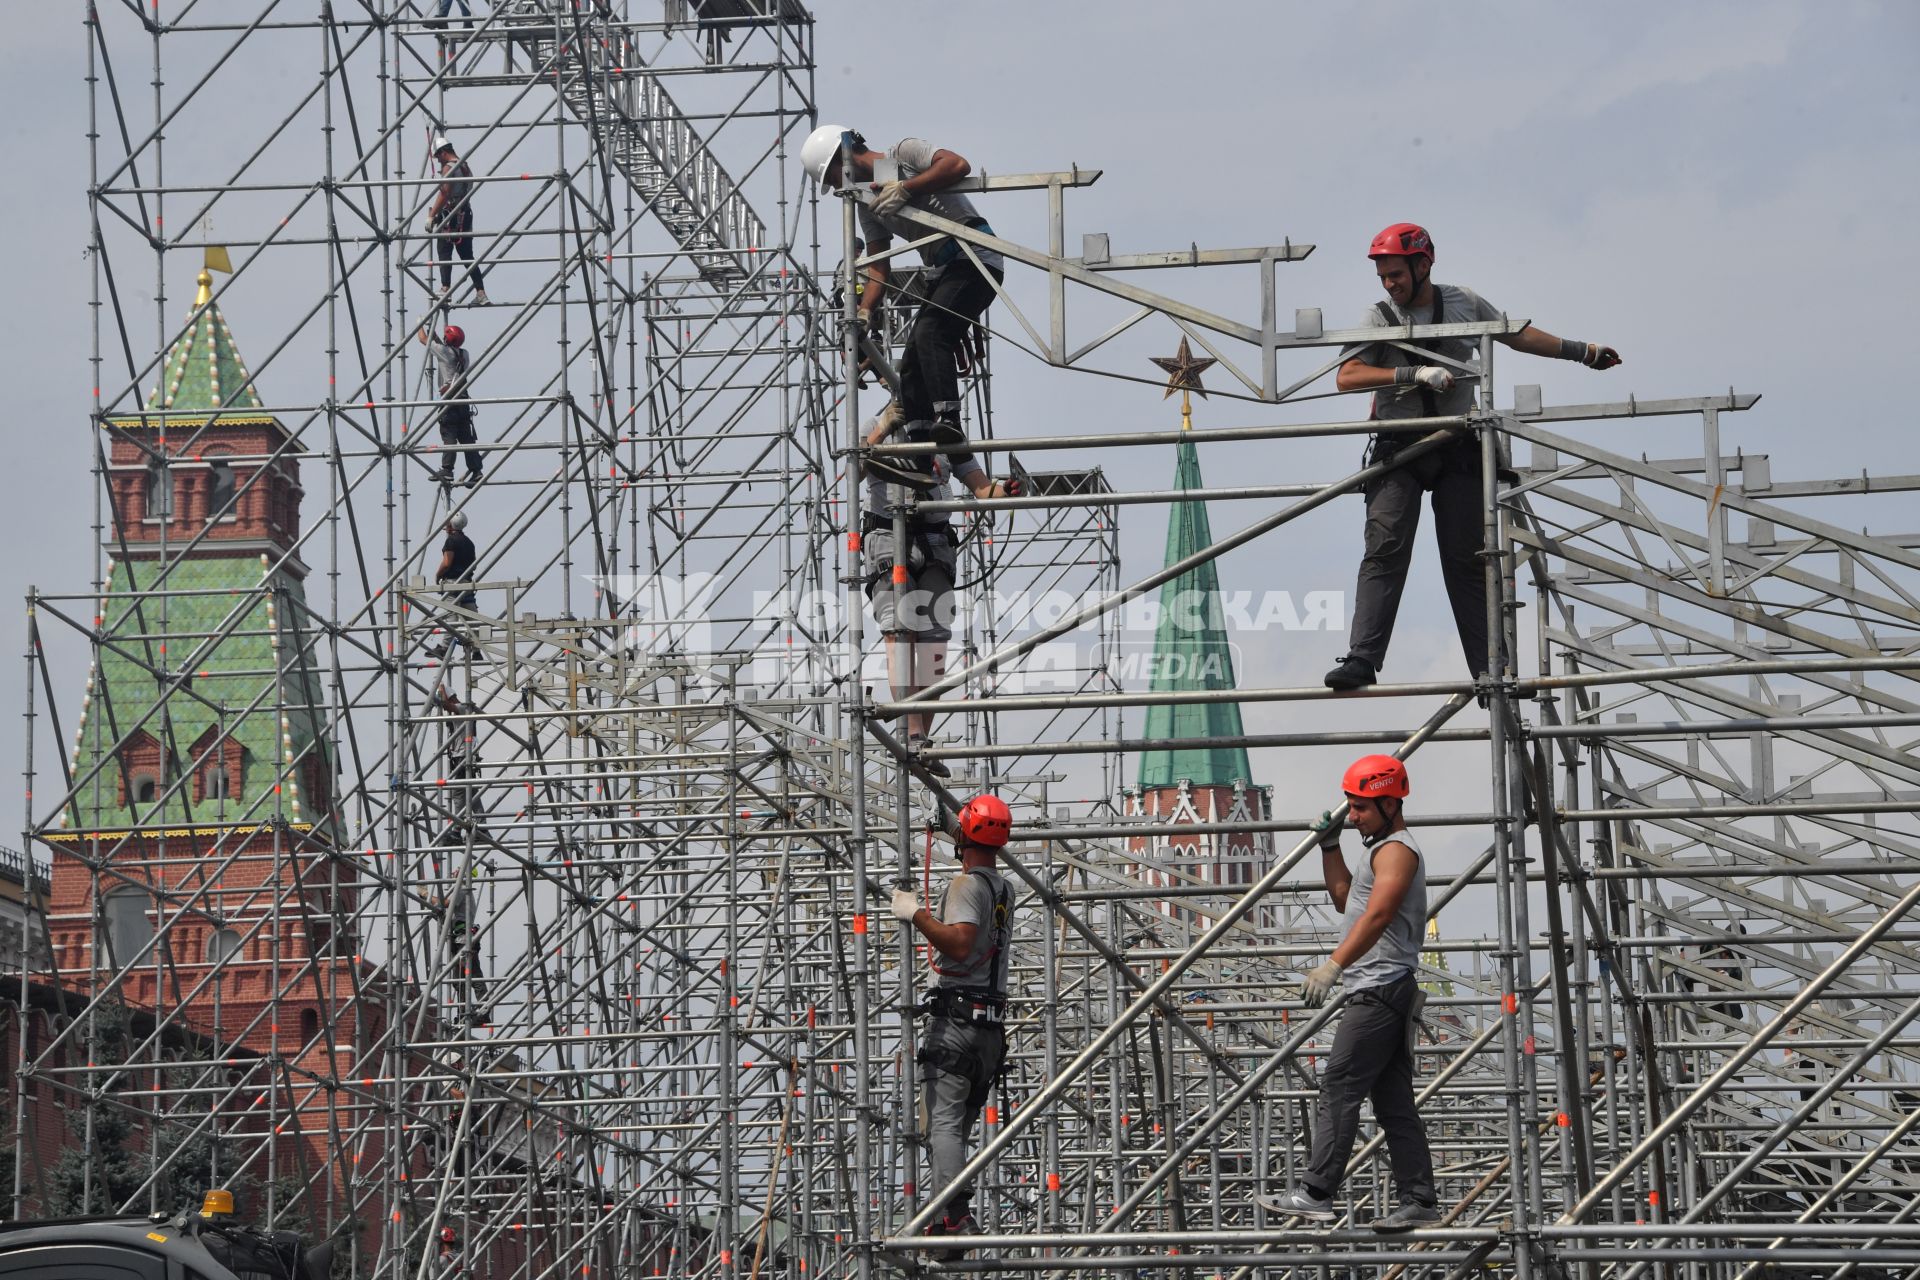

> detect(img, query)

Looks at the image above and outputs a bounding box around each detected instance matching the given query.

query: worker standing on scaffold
[801,124,1002,488]
[417,320,484,489]
[427,135,489,306]
[1323,222,1621,692]
[425,510,479,659]
[889,793,1016,1255]
[857,401,1018,776]
[1269,755,1443,1233]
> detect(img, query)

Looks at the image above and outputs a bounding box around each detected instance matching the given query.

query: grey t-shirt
[856,137,1004,275]
[1339,826,1428,991]
[426,335,469,398]
[1342,283,1502,420]
[929,866,1014,995]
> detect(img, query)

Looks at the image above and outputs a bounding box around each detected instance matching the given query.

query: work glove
[1411,365,1453,392]
[998,476,1024,499]
[1301,958,1343,1008]
[869,180,911,216]
[850,314,877,380]
[890,887,921,924]
[1311,809,1342,851]
[954,325,987,375]
[1582,343,1623,370]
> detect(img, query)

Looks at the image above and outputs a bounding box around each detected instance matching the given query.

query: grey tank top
[1340,826,1427,991]
[929,867,1015,996]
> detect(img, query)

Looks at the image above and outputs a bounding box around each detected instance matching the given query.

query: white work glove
[1311,809,1343,851]
[1301,958,1344,1008]
[890,887,921,924]
[869,180,911,216]
[1411,365,1453,392]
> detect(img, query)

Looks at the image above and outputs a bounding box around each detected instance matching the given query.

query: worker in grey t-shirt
[1323,221,1623,692]
[801,126,1003,490]
[1267,755,1441,1232]
[889,794,1016,1256]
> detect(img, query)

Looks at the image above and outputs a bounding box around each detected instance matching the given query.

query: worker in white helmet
[427,136,488,305]
[800,124,1003,491]
[426,510,478,659]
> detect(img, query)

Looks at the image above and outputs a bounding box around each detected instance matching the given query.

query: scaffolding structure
[16,3,1920,1278]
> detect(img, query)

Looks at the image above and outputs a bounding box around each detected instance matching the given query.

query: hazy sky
[5,1,1917,872]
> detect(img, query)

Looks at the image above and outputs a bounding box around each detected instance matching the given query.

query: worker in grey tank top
[1264,755,1444,1233]
[889,794,1017,1259]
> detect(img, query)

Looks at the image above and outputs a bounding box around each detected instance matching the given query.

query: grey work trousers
[1345,438,1490,678]
[1304,973,1437,1206]
[917,1015,1006,1221]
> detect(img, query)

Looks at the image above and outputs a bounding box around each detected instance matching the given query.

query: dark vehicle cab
[0,1192,331,1280]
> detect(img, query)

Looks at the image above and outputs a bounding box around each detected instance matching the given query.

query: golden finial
[196,243,232,309]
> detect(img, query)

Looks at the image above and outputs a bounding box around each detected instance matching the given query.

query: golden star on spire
[1149,336,1216,400]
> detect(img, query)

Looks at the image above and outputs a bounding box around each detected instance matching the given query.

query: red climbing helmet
[443,324,465,348]
[956,793,1012,849]
[1367,222,1434,264]
[1341,754,1410,799]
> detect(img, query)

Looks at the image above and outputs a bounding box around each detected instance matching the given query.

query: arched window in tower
[207,927,242,965]
[205,449,236,518]
[204,760,233,801]
[300,1007,319,1046]
[145,460,174,521]
[103,886,157,968]
[130,772,159,807]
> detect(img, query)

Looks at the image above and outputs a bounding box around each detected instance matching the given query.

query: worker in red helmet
[1324,223,1622,692]
[417,320,485,489]
[1265,755,1440,1232]
[889,793,1016,1254]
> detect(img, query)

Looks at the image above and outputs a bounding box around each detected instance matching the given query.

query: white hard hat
[801,123,852,189]
[432,135,454,155]
[446,510,468,531]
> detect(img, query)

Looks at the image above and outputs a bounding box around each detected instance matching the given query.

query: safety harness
[1364,286,1448,469]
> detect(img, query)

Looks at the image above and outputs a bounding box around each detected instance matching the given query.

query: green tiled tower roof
[121,270,270,422]
[1136,433,1253,789]
[59,554,337,840]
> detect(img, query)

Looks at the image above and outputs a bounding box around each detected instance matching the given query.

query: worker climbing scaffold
[889,793,1018,1259]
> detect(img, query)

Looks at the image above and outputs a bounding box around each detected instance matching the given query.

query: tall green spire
[1136,429,1252,789]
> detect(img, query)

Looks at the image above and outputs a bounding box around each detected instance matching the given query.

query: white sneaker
[1257,1188,1336,1220]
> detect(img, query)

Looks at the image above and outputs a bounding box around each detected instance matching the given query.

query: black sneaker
[863,453,936,488]
[1371,1201,1443,1233]
[1324,655,1377,691]
[908,734,951,779]
[437,469,455,487]
[464,470,483,489]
